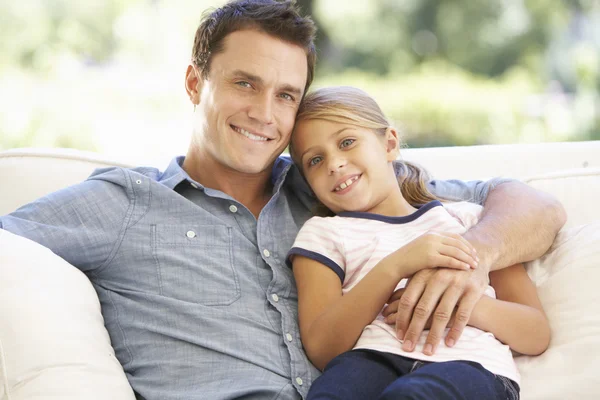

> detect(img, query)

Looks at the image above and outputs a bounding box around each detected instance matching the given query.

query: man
[0,1,565,399]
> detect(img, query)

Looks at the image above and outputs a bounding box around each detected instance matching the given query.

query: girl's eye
[340,138,355,148]
[308,156,323,167]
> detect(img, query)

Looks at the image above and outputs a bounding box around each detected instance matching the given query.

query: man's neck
[182,149,274,218]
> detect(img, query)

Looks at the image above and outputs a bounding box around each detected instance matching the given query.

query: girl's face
[292,118,403,215]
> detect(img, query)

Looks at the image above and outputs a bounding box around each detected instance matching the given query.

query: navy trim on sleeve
[286,247,345,284]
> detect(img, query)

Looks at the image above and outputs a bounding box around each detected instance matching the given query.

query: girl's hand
[388,231,479,279]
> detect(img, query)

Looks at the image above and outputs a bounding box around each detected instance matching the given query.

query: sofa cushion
[0,229,135,400]
[524,167,600,229]
[516,221,600,399]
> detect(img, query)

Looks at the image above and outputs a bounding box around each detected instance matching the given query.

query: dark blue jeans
[307,349,520,400]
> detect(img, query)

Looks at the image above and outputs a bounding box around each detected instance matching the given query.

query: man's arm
[388,180,565,354]
[0,168,132,271]
[462,180,566,270]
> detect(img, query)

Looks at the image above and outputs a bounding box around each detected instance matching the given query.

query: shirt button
[229,205,238,213]
[186,230,196,238]
[263,249,271,257]
[271,294,279,302]
[286,333,293,342]
[190,182,199,189]
[296,377,303,386]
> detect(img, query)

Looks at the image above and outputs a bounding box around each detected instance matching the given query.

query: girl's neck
[359,183,419,217]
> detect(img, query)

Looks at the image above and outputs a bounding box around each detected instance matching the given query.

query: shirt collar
[158,156,191,190]
[158,155,295,192]
[338,200,443,224]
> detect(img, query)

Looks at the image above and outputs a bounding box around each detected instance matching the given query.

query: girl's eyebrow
[299,127,352,160]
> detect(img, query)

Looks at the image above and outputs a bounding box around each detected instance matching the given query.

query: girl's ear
[384,127,400,161]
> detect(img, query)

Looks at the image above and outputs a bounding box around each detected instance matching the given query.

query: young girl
[286,86,550,400]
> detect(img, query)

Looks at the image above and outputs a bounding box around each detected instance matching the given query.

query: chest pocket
[152,224,240,306]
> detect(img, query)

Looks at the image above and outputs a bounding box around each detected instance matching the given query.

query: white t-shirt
[288,200,520,384]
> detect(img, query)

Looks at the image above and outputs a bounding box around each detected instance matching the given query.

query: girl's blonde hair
[290,86,437,213]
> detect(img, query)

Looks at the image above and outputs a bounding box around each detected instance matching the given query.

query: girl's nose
[328,157,346,174]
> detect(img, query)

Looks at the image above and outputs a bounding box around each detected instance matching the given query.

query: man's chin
[230,159,275,176]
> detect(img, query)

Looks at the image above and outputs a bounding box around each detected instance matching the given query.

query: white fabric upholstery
[524,168,600,229]
[517,222,600,399]
[400,140,600,181]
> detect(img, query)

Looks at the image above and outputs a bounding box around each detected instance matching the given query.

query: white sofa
[1,143,600,399]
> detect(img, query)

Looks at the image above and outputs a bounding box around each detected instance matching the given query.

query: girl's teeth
[336,176,358,191]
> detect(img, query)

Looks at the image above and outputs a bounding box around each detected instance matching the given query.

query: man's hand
[381,265,489,356]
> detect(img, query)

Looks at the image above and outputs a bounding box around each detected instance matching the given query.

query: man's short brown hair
[191,0,317,94]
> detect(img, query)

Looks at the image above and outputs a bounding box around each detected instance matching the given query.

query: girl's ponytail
[394,161,438,207]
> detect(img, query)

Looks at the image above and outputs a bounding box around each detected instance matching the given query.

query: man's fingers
[382,288,404,318]
[400,278,447,352]
[422,286,462,355]
[384,312,397,324]
[445,291,479,347]
[388,287,405,303]
[395,272,431,340]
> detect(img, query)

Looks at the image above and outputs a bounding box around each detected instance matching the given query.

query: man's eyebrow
[231,70,303,98]
[299,127,352,160]
[231,70,263,84]
[280,84,303,98]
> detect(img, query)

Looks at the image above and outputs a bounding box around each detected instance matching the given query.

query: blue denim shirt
[0,155,507,400]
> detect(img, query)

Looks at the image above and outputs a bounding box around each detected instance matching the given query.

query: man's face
[190,29,308,175]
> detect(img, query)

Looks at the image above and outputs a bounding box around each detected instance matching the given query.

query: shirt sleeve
[427,177,516,205]
[286,217,346,283]
[0,167,133,272]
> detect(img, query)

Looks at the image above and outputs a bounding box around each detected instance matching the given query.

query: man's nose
[248,92,274,125]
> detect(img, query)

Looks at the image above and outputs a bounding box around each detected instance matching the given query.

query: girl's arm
[293,255,402,371]
[294,231,478,370]
[469,263,550,355]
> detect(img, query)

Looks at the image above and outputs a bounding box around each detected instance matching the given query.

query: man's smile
[231,125,270,142]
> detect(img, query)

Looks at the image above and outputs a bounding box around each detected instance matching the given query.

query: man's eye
[236,81,251,88]
[308,156,322,167]
[340,138,355,148]
[280,93,294,101]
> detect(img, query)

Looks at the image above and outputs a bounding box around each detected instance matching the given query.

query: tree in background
[0,0,597,153]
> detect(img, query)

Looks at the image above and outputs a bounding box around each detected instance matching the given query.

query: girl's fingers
[438,245,478,269]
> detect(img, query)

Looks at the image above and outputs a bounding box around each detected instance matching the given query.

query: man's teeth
[235,127,268,141]
[335,176,359,191]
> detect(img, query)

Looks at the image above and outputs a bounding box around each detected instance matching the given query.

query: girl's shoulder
[440,201,484,229]
[303,215,346,230]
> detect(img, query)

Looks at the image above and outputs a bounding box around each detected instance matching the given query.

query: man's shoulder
[87,165,163,186]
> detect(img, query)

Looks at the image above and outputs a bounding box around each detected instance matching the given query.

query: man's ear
[185,64,202,106]
[385,127,400,161]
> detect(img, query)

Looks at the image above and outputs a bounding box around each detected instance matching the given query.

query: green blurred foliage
[0,0,598,152]
[309,0,599,146]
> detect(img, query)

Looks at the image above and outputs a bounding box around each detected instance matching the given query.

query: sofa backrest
[400,140,599,181]
[1,142,599,227]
